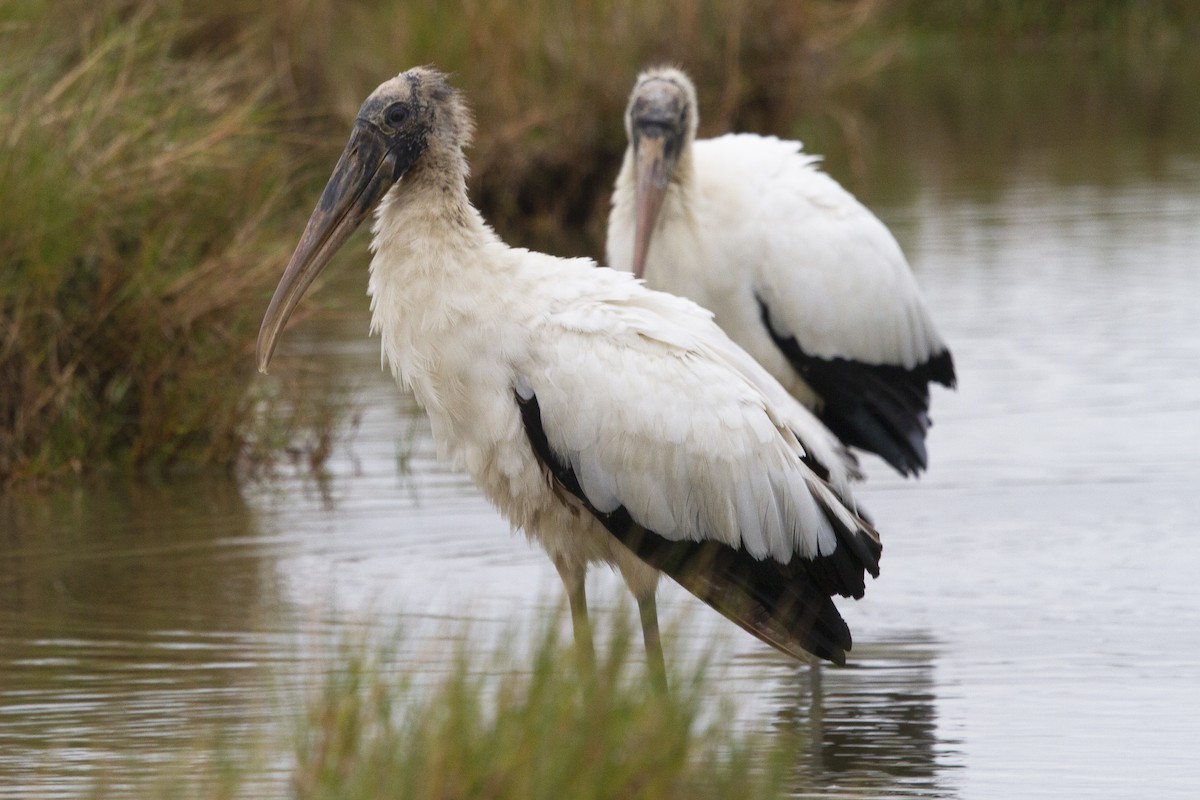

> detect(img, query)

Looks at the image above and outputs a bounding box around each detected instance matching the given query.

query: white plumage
[608,67,956,476]
[257,68,881,676]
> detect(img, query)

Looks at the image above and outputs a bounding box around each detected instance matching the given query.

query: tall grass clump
[888,0,1200,51]
[1,0,889,487]
[0,2,331,485]
[236,0,887,254]
[291,618,791,800]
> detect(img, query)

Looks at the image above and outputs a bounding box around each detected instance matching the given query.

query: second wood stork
[257,67,882,677]
[607,67,956,477]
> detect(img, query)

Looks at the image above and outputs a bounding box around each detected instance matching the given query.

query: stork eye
[384,103,412,128]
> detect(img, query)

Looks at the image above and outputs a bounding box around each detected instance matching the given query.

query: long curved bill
[631,134,671,280]
[257,124,398,373]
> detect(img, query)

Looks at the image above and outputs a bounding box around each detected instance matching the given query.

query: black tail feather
[516,388,878,666]
[805,485,882,599]
[618,523,853,664]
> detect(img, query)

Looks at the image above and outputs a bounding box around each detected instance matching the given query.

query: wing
[705,135,956,473]
[514,278,880,663]
[759,292,955,476]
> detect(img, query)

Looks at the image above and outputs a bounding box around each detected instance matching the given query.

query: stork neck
[367,145,504,390]
[373,147,495,275]
[671,140,696,192]
[367,167,521,441]
[391,145,474,220]
[619,137,697,210]
[662,146,700,234]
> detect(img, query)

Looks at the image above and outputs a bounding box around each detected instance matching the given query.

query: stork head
[257,67,471,372]
[624,67,698,280]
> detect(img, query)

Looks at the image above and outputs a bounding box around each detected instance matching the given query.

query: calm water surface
[3,54,1200,799]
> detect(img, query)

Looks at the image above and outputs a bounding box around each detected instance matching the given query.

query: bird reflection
[766,634,959,796]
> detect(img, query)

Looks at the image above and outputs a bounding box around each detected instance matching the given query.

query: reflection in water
[761,637,955,798]
[803,45,1200,209]
[0,478,286,796]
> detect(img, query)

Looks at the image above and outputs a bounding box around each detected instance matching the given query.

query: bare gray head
[355,67,475,179]
[623,67,698,279]
[624,66,698,145]
[257,67,473,372]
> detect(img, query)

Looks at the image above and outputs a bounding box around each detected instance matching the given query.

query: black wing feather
[757,294,956,477]
[516,388,881,666]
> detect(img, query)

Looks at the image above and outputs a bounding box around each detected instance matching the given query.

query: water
[3,51,1200,798]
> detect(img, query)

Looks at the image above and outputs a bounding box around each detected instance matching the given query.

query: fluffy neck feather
[613,136,698,237]
[671,135,697,190]
[366,145,499,396]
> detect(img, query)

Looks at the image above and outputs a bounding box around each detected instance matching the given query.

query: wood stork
[607,67,956,477]
[257,67,882,679]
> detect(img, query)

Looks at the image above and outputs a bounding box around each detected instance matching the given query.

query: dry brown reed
[0,0,882,486]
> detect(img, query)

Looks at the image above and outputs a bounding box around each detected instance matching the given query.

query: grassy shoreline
[0,0,878,488]
[4,0,1197,487]
[0,3,326,486]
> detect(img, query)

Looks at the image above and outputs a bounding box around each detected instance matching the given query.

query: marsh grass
[80,612,796,799]
[1,0,881,487]
[4,0,1189,486]
[289,615,792,800]
[0,1,337,485]
[266,0,885,254]
[889,0,1200,51]
[176,0,887,253]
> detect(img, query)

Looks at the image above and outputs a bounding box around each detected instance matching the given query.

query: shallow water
[3,50,1200,799]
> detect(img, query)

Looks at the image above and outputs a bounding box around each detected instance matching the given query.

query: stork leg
[637,591,668,693]
[553,557,595,672]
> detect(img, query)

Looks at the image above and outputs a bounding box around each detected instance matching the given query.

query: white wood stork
[607,67,956,477]
[257,68,882,679]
